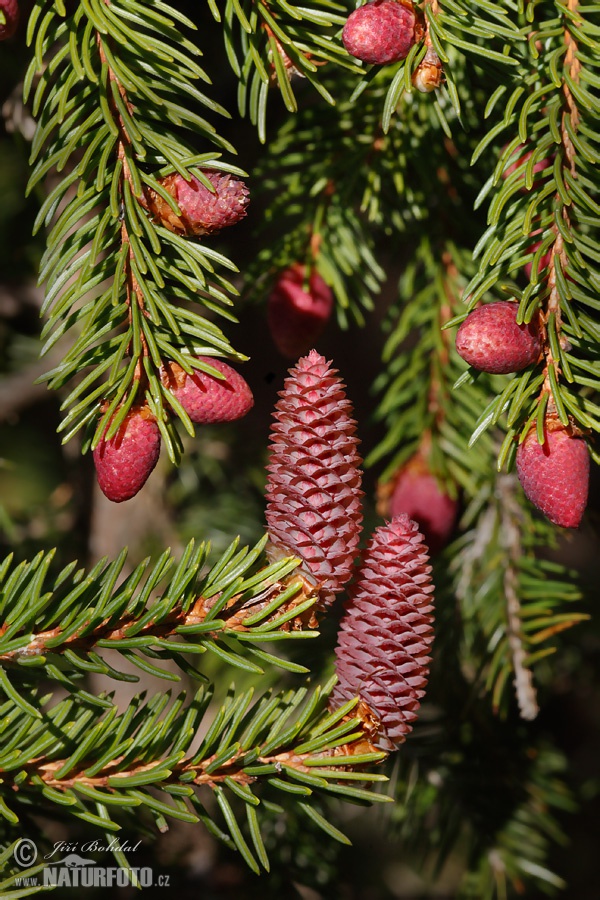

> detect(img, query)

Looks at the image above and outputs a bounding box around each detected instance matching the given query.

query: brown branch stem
[538,0,580,410]
[0,572,316,666]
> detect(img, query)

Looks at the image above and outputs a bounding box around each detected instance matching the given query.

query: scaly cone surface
[330,515,434,750]
[265,351,363,604]
[456,302,541,374]
[342,0,420,66]
[161,358,254,424]
[516,423,590,528]
[93,407,162,503]
[147,170,249,237]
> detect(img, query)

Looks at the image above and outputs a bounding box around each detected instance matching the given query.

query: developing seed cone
[147,170,249,236]
[330,515,434,750]
[161,358,254,424]
[384,455,458,553]
[456,302,541,374]
[267,264,334,358]
[516,423,589,528]
[0,0,19,39]
[342,0,420,65]
[265,351,363,603]
[93,407,161,503]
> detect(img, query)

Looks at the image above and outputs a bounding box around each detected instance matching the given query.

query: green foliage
[26,0,248,462]
[0,677,388,875]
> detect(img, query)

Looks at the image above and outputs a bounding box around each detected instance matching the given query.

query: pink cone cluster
[516,424,589,528]
[265,351,363,599]
[94,358,253,503]
[342,0,420,65]
[267,264,333,358]
[147,170,249,237]
[330,515,434,749]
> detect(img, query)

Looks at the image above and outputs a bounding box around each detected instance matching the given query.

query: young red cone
[342,0,420,65]
[267,264,334,358]
[456,302,541,374]
[0,0,19,39]
[516,424,589,528]
[388,457,458,553]
[93,408,161,503]
[162,358,254,424]
[265,351,363,603]
[330,515,434,749]
[147,170,249,237]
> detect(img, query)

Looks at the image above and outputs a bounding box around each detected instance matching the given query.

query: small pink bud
[162,358,254,424]
[148,171,249,236]
[456,302,541,374]
[93,408,161,503]
[389,458,458,553]
[342,0,420,66]
[267,264,334,358]
[330,515,435,749]
[516,424,589,528]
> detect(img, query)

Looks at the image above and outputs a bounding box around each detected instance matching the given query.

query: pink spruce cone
[162,358,254,424]
[330,515,434,749]
[0,0,19,39]
[267,264,334,358]
[342,0,420,66]
[148,170,249,236]
[93,408,161,503]
[516,423,589,528]
[389,457,458,553]
[456,302,541,374]
[265,350,363,601]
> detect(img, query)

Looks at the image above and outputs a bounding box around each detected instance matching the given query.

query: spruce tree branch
[96,17,149,382]
[540,0,581,405]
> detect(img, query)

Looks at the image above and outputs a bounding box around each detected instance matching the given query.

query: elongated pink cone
[516,425,589,528]
[267,264,334,358]
[163,358,254,424]
[265,351,363,601]
[389,458,458,553]
[330,515,434,749]
[456,302,541,374]
[148,171,249,237]
[0,0,19,39]
[93,408,161,503]
[342,0,419,65]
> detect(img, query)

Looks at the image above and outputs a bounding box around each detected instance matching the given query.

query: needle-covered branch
[0,681,390,873]
[0,537,320,698]
[26,0,251,462]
